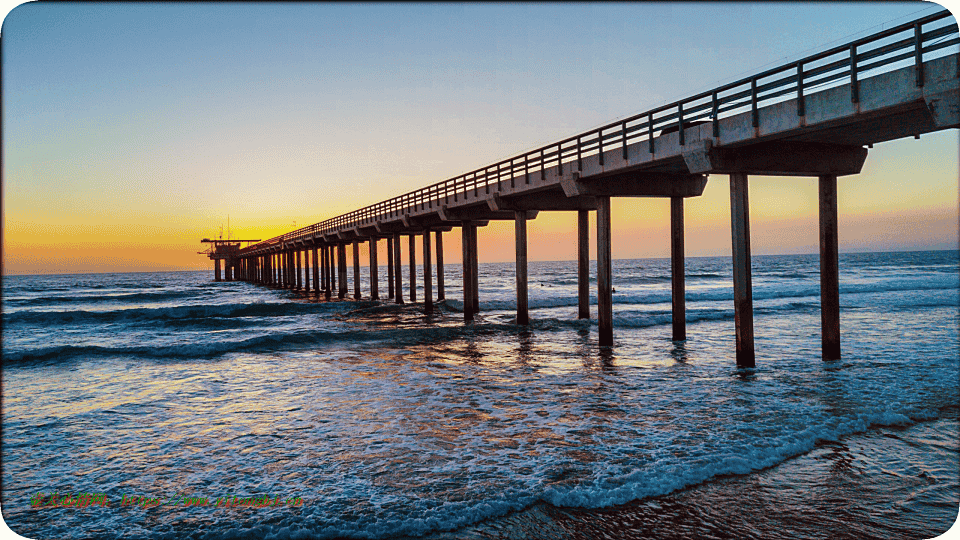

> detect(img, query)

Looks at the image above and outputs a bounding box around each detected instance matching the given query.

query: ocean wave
[5,289,202,307]
[2,323,490,364]
[2,300,356,326]
[474,274,958,312]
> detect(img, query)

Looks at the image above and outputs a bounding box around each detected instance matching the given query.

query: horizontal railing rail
[242,10,957,255]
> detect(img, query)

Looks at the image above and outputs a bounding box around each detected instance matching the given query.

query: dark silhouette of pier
[208,12,958,367]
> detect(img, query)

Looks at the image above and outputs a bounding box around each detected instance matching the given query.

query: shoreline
[425,411,959,540]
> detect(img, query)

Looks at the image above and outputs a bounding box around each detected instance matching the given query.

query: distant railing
[242,10,957,255]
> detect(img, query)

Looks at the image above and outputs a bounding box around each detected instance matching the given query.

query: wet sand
[425,411,959,540]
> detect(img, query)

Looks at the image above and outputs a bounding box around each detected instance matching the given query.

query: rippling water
[2,250,958,539]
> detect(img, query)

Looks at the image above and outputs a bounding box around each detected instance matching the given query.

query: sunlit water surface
[2,251,957,539]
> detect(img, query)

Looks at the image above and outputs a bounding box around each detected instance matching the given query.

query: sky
[2,2,958,275]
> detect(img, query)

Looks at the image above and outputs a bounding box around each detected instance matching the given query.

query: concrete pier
[227,18,957,363]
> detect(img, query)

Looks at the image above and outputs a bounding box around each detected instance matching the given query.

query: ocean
[2,250,958,539]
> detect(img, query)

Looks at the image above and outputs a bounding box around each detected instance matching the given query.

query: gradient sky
[3,2,958,275]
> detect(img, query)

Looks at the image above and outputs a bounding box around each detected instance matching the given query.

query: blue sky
[2,2,957,273]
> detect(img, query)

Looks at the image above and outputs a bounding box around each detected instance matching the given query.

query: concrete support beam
[325,246,332,300]
[461,222,475,321]
[423,227,433,313]
[469,224,479,316]
[819,174,841,360]
[353,241,362,300]
[578,210,590,319]
[597,197,613,346]
[488,192,597,212]
[338,244,348,299]
[369,238,379,300]
[562,171,707,198]
[387,236,395,299]
[682,140,867,176]
[312,248,320,296]
[408,234,417,303]
[214,258,221,282]
[393,233,404,305]
[729,173,756,368]
[296,250,303,290]
[440,205,536,222]
[436,230,445,301]
[671,197,686,341]
[304,250,311,292]
[515,211,529,325]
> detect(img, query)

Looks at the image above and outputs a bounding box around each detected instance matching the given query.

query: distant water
[2,250,958,539]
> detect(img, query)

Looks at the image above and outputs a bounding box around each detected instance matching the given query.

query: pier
[211,12,958,367]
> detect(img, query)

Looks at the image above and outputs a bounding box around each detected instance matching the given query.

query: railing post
[712,91,720,138]
[598,129,604,166]
[648,113,655,154]
[678,102,685,146]
[797,62,805,117]
[621,121,628,160]
[851,44,859,103]
[915,22,924,87]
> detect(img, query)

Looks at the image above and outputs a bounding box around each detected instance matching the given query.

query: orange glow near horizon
[3,5,957,276]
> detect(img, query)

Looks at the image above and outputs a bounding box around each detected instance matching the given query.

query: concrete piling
[436,230,445,301]
[423,228,433,313]
[819,174,841,360]
[369,237,379,300]
[515,211,529,325]
[729,173,755,368]
[578,209,590,319]
[393,233,404,305]
[597,197,613,346]
[671,197,686,342]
